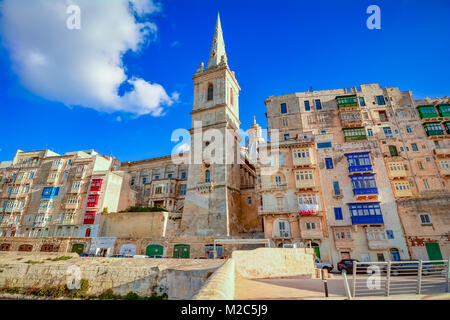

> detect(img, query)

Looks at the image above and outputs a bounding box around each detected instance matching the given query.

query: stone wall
[232,248,315,279]
[192,259,235,300]
[99,211,168,238]
[0,237,90,253]
[0,252,223,299]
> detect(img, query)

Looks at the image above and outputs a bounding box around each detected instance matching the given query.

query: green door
[146,244,164,257]
[314,247,321,259]
[173,244,190,259]
[425,243,443,261]
[71,243,84,254]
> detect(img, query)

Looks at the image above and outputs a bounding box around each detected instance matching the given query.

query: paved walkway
[235,273,450,300]
[235,275,347,300]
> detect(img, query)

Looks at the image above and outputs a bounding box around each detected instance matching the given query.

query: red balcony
[86,194,100,208]
[83,211,96,225]
[90,179,103,192]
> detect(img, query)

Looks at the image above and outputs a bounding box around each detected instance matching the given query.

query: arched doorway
[71,243,85,254]
[146,244,164,257]
[18,244,33,252]
[308,241,321,259]
[119,244,136,256]
[173,244,190,259]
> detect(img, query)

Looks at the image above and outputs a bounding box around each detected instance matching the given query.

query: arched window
[205,170,210,183]
[207,84,213,101]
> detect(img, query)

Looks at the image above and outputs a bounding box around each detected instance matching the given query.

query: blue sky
[0,0,449,162]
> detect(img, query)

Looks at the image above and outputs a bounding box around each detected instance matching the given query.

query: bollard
[321,268,329,297]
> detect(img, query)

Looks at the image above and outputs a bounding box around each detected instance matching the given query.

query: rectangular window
[284,134,289,141]
[142,177,147,184]
[180,184,186,195]
[317,142,332,149]
[334,207,343,220]
[315,99,322,110]
[411,143,418,152]
[423,179,430,190]
[419,213,431,225]
[377,254,385,262]
[367,128,373,137]
[281,103,287,114]
[181,172,186,180]
[406,125,412,134]
[359,97,366,106]
[247,197,252,205]
[388,145,398,157]
[376,95,385,105]
[417,161,423,170]
[383,127,393,138]
[325,158,333,169]
[333,181,341,196]
[304,101,310,111]
[386,230,394,239]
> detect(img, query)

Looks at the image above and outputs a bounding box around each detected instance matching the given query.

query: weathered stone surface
[0,252,223,299]
[232,248,315,279]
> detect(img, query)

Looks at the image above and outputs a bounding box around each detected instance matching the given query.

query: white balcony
[38,201,52,214]
[51,160,64,171]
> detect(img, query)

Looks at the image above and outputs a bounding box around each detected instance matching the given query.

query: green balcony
[424,122,444,136]
[345,135,367,142]
[336,95,358,108]
[417,105,438,119]
[444,122,450,134]
[343,127,367,141]
[438,105,450,118]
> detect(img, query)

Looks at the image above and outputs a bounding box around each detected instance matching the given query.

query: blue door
[390,248,400,261]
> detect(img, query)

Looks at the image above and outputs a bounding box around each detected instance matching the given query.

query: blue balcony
[351,215,384,225]
[42,187,60,199]
[353,187,378,195]
[348,164,373,173]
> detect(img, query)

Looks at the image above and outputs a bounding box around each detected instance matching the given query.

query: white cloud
[0,0,177,116]
[170,40,181,47]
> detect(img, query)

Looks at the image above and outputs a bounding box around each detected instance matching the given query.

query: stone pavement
[235,275,347,300]
[235,274,450,300]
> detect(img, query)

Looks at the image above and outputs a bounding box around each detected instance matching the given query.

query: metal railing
[343,260,449,298]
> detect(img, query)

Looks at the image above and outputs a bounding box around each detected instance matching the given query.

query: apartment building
[120,154,190,213]
[260,83,449,264]
[0,149,130,242]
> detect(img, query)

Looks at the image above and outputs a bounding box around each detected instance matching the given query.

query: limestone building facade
[0,15,448,261]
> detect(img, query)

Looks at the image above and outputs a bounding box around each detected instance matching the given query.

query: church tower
[181,13,242,237]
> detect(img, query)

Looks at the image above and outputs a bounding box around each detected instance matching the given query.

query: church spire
[207,12,227,69]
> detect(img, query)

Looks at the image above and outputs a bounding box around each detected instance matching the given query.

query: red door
[85,228,91,237]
